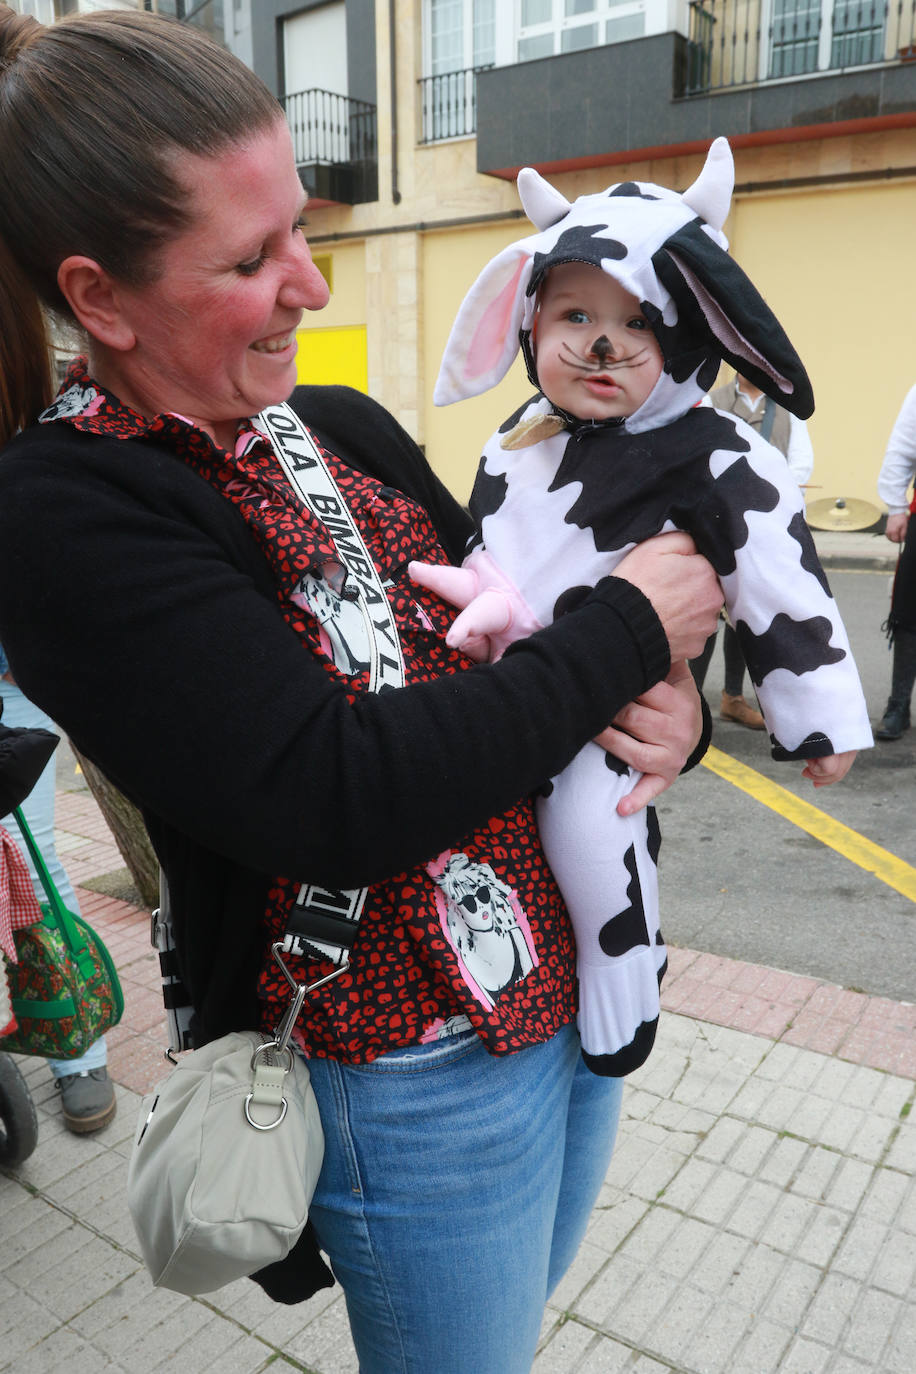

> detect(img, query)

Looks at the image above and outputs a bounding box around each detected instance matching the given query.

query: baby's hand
[801,750,856,787]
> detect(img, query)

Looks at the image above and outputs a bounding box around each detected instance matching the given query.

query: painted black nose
[591,335,613,362]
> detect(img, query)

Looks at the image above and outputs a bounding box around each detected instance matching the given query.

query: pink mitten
[408,549,541,662]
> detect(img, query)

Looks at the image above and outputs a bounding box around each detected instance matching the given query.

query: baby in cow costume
[410,138,872,1077]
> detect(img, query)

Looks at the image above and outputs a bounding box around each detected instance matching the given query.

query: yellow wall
[423,223,535,504]
[296,239,369,392]
[728,179,916,509]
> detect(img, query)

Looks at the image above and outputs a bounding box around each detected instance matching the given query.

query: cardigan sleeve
[0,424,668,890]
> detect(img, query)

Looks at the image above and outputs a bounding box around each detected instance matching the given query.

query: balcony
[470,23,915,177]
[418,66,493,144]
[283,88,378,205]
[685,0,916,94]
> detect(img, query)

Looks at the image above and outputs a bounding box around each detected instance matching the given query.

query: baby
[411,138,872,1077]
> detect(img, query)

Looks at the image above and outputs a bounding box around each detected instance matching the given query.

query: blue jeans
[0,679,107,1078]
[304,1021,622,1374]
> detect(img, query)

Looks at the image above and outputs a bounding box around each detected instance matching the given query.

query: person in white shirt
[875,383,916,740]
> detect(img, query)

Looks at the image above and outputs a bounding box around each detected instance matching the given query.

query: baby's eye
[567,308,590,324]
[627,316,648,331]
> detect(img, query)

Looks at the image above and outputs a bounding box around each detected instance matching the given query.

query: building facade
[30,0,916,508]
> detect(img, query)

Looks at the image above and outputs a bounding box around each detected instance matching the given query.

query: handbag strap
[152,401,409,1053]
[11,804,96,984]
[256,402,407,967]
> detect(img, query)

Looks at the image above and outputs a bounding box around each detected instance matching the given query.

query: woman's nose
[281,240,330,312]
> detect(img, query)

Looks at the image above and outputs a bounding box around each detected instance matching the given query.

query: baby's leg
[537,743,665,1076]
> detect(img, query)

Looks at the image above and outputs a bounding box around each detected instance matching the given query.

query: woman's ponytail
[0,5,51,444]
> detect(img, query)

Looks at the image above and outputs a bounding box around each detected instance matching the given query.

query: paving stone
[724,1178,782,1240]
[764,1257,822,1328]
[573,1252,644,1325]
[650,1283,714,1364]
[779,1335,832,1373]
[681,1297,749,1374]
[755,1132,808,1189]
[841,1288,903,1365]
[549,1239,612,1313]
[531,1316,596,1372]
[575,1336,637,1372]
[871,1227,916,1297]
[281,1295,358,1374]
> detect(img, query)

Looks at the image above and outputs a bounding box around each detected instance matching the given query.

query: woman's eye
[236,253,266,277]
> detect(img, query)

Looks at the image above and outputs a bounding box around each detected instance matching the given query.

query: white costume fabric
[421,140,873,1076]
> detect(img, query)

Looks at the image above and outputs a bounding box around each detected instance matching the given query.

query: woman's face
[99,117,330,448]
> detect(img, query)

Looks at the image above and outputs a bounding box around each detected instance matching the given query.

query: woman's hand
[613,532,723,662]
[593,660,704,816]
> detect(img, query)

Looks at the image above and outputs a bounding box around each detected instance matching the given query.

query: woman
[0,9,721,1370]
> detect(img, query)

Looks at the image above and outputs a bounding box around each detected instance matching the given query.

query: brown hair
[0,6,282,444]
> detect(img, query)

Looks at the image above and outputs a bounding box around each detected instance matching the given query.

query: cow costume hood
[434,137,813,436]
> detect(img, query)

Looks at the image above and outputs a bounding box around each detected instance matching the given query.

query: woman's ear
[57,256,137,351]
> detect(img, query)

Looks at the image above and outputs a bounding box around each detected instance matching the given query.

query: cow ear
[434,246,534,405]
[653,223,814,418]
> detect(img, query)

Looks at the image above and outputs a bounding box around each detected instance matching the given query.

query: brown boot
[720,692,766,730]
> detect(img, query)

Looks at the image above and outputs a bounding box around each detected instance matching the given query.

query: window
[830,0,884,66]
[428,0,496,73]
[767,0,886,77]
[518,0,646,62]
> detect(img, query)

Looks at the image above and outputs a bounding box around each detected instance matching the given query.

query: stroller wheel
[0,1052,39,1166]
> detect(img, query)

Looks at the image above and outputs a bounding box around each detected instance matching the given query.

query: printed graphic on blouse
[428,851,538,1010]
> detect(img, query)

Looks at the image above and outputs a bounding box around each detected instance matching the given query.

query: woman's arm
[0,432,718,889]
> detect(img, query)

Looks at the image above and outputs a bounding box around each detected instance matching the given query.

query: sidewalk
[2,781,914,1374]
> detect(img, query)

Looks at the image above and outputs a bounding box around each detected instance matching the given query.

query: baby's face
[534,263,663,421]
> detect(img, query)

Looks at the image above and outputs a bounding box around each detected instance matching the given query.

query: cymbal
[805,496,883,532]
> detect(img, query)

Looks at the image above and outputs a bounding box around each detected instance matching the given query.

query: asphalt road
[657,565,916,1004]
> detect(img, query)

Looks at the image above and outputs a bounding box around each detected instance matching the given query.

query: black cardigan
[0,385,671,1043]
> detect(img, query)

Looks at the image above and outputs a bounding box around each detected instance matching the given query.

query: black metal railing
[283,88,377,167]
[418,65,493,143]
[685,0,916,93]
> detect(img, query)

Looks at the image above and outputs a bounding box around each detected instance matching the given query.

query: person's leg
[0,681,114,1130]
[876,627,916,739]
[877,525,916,740]
[719,624,765,730]
[688,626,717,693]
[537,745,663,1077]
[305,1022,621,1374]
[547,1053,624,1294]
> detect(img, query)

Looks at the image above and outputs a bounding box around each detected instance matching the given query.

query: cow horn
[681,137,734,231]
[518,167,572,230]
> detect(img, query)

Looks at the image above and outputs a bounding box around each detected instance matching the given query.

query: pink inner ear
[463,256,529,382]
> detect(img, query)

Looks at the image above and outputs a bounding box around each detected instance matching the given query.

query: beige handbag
[126,938,336,1297]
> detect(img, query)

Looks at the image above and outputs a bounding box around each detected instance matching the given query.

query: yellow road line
[701,745,916,903]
